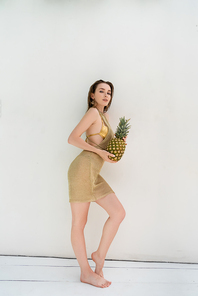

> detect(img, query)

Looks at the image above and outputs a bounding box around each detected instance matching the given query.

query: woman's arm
[68,108,116,163]
[68,108,99,153]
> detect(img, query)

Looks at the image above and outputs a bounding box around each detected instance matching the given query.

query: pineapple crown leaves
[115,117,131,139]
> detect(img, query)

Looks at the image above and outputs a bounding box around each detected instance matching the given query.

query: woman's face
[91,83,112,108]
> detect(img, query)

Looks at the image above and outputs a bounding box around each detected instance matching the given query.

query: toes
[104,280,111,288]
[101,281,108,288]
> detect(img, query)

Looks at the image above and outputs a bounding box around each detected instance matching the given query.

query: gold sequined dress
[68,110,115,203]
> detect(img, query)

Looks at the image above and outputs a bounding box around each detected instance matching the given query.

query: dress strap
[85,136,105,150]
[86,132,101,138]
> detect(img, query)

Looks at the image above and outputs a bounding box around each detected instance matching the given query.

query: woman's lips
[103,99,108,102]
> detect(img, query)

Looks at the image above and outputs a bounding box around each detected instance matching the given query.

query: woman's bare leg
[70,202,111,288]
[91,193,126,277]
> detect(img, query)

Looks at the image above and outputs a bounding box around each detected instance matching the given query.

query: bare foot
[80,269,111,288]
[91,252,105,278]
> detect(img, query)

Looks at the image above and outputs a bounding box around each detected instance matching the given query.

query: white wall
[0,0,198,263]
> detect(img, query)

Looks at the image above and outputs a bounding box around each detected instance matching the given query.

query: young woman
[68,80,126,288]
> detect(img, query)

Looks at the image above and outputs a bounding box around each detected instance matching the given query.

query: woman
[68,79,126,288]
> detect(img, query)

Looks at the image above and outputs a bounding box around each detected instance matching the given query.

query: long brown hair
[87,79,114,112]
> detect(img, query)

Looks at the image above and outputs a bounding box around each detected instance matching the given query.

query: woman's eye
[99,91,111,95]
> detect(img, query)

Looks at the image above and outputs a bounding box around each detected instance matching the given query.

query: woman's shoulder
[87,107,99,114]
[86,107,100,117]
[86,107,109,120]
[85,108,100,122]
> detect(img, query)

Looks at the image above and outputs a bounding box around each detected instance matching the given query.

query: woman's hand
[123,136,127,145]
[98,150,117,163]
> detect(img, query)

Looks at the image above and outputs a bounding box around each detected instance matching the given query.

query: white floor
[0,256,198,296]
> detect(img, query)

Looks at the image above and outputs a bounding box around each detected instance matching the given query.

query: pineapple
[107,117,131,161]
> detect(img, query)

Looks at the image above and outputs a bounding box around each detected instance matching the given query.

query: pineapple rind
[106,138,126,161]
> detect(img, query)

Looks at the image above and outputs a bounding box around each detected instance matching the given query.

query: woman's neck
[95,105,104,113]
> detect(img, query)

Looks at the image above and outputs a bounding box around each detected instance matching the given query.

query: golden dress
[68,110,115,202]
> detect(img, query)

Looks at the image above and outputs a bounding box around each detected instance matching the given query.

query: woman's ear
[91,93,94,99]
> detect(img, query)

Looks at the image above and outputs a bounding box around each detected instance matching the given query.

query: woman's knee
[112,205,126,224]
[72,216,88,230]
[118,206,126,222]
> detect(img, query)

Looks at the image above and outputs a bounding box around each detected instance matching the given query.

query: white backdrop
[0,0,198,263]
